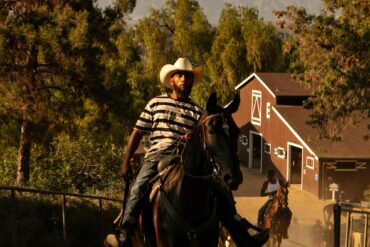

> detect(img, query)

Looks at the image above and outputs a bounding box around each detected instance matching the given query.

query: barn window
[336,161,356,171]
[266,102,271,119]
[326,160,367,171]
[264,143,271,154]
[306,156,314,169]
[251,90,262,126]
[274,147,286,159]
[239,135,248,146]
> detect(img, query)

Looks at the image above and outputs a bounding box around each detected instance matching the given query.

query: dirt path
[232,166,334,247]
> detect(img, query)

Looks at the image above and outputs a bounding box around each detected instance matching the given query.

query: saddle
[157,155,180,172]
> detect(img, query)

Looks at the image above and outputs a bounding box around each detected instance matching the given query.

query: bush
[29,132,124,195]
[0,146,18,186]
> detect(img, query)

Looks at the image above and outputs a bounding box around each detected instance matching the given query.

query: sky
[97,0,323,25]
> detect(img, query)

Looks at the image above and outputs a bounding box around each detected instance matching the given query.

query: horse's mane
[162,117,204,192]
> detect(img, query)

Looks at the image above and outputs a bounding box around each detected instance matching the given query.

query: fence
[333,202,370,247]
[0,185,123,247]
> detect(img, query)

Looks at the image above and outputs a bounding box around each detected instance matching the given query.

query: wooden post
[364,213,368,247]
[62,194,69,247]
[11,189,17,247]
[333,203,341,247]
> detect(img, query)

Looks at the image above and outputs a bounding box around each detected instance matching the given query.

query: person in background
[258,169,291,238]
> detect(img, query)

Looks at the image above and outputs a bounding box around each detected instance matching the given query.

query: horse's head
[276,182,289,208]
[201,92,243,190]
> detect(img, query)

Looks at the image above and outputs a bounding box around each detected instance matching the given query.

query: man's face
[170,71,194,98]
[267,174,275,183]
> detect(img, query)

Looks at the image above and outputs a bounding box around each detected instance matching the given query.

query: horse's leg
[267,235,272,247]
[218,226,227,247]
[132,229,145,247]
[272,234,278,247]
[276,234,283,247]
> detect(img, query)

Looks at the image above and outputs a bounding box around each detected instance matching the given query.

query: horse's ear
[224,92,240,114]
[206,92,218,113]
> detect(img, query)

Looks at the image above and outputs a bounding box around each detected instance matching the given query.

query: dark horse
[145,92,243,247]
[263,182,291,247]
[105,93,245,247]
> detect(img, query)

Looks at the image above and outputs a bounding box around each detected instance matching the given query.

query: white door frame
[287,142,303,189]
[249,131,263,173]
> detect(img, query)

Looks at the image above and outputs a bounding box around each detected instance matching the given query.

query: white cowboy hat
[159,57,203,89]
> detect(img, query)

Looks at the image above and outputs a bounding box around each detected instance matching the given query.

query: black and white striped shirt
[135,94,204,160]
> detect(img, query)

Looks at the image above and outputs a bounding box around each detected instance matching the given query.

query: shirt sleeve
[134,100,153,133]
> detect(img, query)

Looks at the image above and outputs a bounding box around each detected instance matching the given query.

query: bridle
[181,113,226,181]
[275,187,288,208]
[158,112,228,245]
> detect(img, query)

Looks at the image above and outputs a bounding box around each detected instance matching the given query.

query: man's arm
[260,181,269,196]
[121,128,143,179]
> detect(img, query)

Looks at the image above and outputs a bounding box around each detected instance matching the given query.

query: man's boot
[239,217,264,232]
[116,218,136,247]
[225,216,269,247]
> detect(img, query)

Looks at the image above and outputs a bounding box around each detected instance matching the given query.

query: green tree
[206,4,286,104]
[131,0,213,106]
[276,0,370,139]
[0,0,137,185]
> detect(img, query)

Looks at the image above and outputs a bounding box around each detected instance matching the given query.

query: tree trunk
[16,120,32,184]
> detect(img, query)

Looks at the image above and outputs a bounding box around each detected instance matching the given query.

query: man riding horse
[116,57,268,247]
[258,169,292,238]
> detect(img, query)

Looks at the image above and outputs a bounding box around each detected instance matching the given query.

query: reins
[180,113,224,181]
[156,113,225,245]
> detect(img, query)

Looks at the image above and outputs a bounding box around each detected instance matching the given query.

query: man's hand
[121,159,131,181]
[269,191,277,197]
[121,128,143,181]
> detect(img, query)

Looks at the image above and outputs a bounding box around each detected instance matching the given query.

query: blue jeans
[122,158,159,224]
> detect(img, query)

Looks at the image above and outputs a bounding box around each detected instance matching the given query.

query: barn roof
[274,105,370,159]
[235,72,313,97]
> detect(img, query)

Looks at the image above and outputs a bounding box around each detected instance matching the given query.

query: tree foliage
[0,0,138,188]
[0,0,289,192]
[276,0,370,139]
[206,4,286,104]
[129,0,214,106]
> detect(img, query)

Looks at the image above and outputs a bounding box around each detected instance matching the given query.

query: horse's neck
[174,132,212,209]
[182,130,208,176]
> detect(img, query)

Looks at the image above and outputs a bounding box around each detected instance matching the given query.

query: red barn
[233,72,370,200]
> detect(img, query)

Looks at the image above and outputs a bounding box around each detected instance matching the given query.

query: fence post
[10,189,17,247]
[333,203,341,247]
[99,198,103,247]
[364,213,368,247]
[62,194,69,247]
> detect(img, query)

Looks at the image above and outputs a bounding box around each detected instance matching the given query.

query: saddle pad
[149,165,175,202]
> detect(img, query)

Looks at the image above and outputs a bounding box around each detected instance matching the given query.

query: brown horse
[263,182,291,247]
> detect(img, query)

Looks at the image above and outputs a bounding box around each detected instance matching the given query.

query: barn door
[289,144,302,184]
[249,132,262,171]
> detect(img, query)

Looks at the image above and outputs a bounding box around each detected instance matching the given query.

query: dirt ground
[232,166,334,247]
